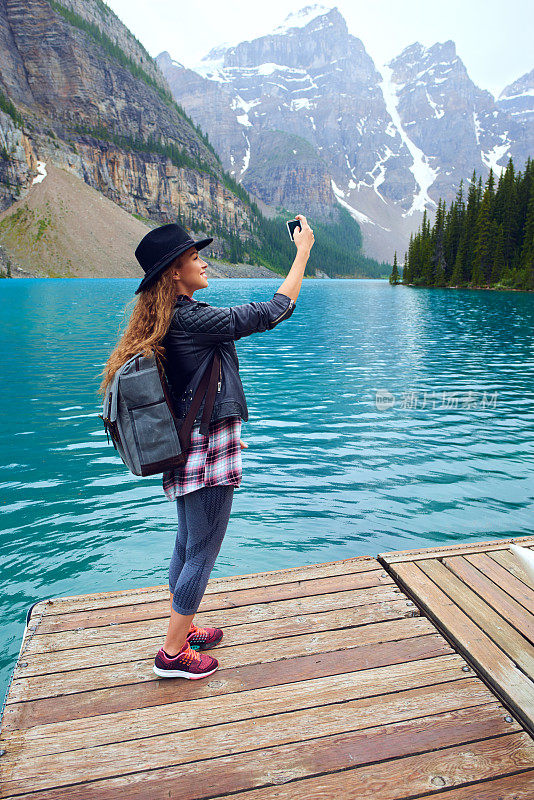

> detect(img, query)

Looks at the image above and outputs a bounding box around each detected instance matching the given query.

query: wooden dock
[379,535,534,737]
[1,537,534,798]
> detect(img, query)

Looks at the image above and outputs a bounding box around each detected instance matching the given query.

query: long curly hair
[96,258,180,396]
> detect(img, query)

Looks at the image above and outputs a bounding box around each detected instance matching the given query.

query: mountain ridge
[0,0,384,278]
[157,5,533,262]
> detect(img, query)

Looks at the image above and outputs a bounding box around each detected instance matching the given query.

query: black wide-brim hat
[134,222,213,294]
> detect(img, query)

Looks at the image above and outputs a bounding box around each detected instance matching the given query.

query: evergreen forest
[391,156,534,291]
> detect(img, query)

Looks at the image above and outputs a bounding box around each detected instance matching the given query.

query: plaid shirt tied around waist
[162,415,242,500]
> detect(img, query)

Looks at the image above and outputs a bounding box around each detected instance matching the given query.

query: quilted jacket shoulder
[164,291,296,424]
[172,302,233,338]
[172,292,295,341]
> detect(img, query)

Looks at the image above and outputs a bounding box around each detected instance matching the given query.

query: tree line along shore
[389,156,534,292]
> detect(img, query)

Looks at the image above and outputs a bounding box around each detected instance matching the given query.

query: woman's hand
[292,214,315,254]
[239,439,248,450]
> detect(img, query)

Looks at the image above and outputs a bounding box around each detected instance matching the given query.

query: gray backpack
[99,349,220,477]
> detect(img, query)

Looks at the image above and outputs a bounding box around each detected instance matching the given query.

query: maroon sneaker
[186,620,223,650]
[153,640,219,679]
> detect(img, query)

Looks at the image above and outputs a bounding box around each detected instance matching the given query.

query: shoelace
[182,641,201,663]
[162,640,201,663]
[189,622,208,637]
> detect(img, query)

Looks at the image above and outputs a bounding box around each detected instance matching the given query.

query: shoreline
[402,281,534,294]
[0,260,340,280]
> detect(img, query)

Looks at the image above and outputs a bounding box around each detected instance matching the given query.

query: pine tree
[473,169,496,285]
[458,170,479,282]
[401,157,533,291]
[498,158,518,267]
[420,208,434,284]
[430,199,447,285]
[389,251,400,284]
[404,233,414,283]
[520,169,534,290]
[490,223,506,284]
[444,179,464,279]
[402,251,409,283]
[450,252,463,286]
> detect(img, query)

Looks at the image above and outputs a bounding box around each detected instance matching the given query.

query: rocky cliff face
[156,50,340,220]
[158,8,389,221]
[384,40,524,205]
[241,129,334,216]
[157,5,532,262]
[0,109,37,208]
[0,0,256,257]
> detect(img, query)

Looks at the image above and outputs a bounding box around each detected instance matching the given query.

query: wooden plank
[0,682,508,794]
[9,615,435,683]
[442,555,534,642]
[491,549,534,590]
[2,729,531,800]
[388,560,534,732]
[3,636,454,731]
[6,616,437,703]
[379,534,534,564]
[197,735,534,800]
[464,552,534,613]
[35,571,395,633]
[415,771,534,799]
[8,773,534,800]
[26,595,414,654]
[35,584,405,636]
[2,661,484,758]
[418,558,534,675]
[41,556,384,615]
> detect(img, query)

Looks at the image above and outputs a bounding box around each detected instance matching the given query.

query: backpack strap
[176,350,221,452]
[108,371,120,423]
[198,351,220,436]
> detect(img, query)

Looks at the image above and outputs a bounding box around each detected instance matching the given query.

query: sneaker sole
[153,664,219,679]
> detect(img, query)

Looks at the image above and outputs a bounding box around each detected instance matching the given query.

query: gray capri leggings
[169,485,235,615]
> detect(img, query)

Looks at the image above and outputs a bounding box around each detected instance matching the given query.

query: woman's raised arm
[276,214,315,302]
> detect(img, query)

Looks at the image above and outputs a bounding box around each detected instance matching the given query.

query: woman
[98,214,314,680]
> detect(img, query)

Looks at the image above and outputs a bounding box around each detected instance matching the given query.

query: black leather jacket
[162,290,296,424]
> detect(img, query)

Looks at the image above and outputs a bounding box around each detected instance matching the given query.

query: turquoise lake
[1,277,534,702]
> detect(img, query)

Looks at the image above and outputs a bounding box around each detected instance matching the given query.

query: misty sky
[104,0,532,99]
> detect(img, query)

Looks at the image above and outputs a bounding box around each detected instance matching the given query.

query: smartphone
[286,219,302,241]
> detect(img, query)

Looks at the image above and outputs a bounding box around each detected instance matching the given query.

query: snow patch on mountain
[274,5,335,35]
[481,142,510,174]
[473,110,509,174]
[356,147,396,204]
[32,161,47,185]
[426,90,444,119]
[291,97,315,111]
[193,60,227,82]
[231,95,260,127]
[242,133,251,174]
[331,180,391,231]
[378,63,438,216]
[500,88,534,103]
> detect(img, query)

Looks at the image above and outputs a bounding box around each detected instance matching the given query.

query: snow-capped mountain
[157,5,532,262]
[496,68,534,167]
